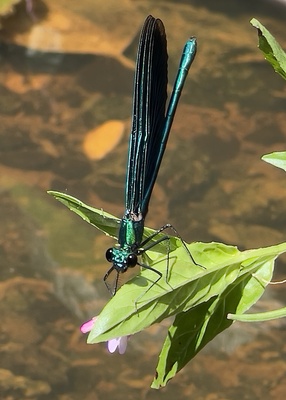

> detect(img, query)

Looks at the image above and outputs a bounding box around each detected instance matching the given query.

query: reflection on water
[1,0,286,398]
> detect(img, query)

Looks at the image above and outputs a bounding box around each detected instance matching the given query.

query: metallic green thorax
[119,217,144,247]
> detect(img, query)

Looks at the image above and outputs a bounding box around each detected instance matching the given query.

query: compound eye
[105,248,113,262]
[127,253,137,268]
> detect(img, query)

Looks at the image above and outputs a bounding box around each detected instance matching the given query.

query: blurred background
[0,0,286,399]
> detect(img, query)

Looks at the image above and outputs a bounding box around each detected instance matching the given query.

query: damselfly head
[104,248,140,295]
[105,247,138,273]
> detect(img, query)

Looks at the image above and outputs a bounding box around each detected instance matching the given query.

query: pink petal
[80,317,97,333]
[80,317,129,355]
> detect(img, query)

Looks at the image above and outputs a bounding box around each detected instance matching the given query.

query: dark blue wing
[125,15,168,218]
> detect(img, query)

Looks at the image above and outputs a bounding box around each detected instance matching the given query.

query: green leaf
[88,242,285,343]
[262,151,286,171]
[250,18,286,80]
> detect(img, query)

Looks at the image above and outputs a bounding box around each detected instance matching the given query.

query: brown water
[1,0,286,399]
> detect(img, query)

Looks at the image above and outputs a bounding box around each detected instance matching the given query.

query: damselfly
[105,15,197,294]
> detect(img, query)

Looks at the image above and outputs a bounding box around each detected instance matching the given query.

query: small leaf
[48,190,120,239]
[250,18,286,80]
[262,151,286,171]
[48,190,180,253]
[228,306,286,322]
